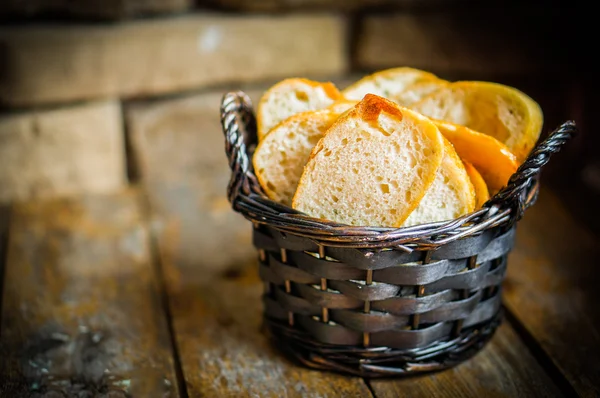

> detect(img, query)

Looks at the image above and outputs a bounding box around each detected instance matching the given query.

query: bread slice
[432,119,518,195]
[327,98,359,114]
[292,94,444,227]
[402,138,475,227]
[463,161,490,209]
[342,67,440,101]
[393,78,449,106]
[256,78,341,140]
[253,110,341,206]
[410,81,543,162]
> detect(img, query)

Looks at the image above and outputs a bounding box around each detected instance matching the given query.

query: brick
[356,10,569,79]
[0,101,126,203]
[0,0,191,20]
[126,87,267,274]
[0,14,347,107]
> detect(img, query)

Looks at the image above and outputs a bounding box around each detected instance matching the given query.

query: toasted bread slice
[394,78,449,106]
[463,161,490,209]
[256,78,342,140]
[411,81,543,162]
[433,119,518,194]
[402,138,475,227]
[253,110,340,206]
[292,94,444,227]
[342,67,440,101]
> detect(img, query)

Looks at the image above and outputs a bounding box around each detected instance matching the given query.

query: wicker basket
[220,91,575,378]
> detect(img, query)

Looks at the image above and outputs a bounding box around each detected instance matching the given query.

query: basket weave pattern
[220,91,575,377]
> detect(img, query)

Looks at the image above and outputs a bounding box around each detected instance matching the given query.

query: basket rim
[221,90,576,249]
[234,185,524,250]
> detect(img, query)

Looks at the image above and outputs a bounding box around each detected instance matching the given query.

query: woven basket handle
[485,120,577,220]
[220,91,264,205]
[220,90,577,218]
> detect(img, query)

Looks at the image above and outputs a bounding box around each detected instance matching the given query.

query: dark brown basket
[220,91,576,378]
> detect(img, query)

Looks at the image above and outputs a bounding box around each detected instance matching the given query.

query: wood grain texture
[159,251,373,397]
[503,186,600,398]
[369,321,563,398]
[0,191,179,397]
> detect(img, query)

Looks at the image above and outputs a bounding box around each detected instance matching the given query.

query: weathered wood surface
[369,321,563,398]
[0,184,596,397]
[152,190,565,397]
[0,191,179,397]
[503,187,600,398]
[159,252,373,397]
[126,89,265,277]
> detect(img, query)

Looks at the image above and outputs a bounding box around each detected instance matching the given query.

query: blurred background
[0,0,596,275]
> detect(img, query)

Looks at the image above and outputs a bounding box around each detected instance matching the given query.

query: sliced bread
[342,67,440,102]
[402,138,475,227]
[327,98,359,114]
[256,78,342,140]
[432,119,518,195]
[253,110,341,206]
[393,78,449,106]
[410,81,543,162]
[463,161,490,209]
[292,94,444,227]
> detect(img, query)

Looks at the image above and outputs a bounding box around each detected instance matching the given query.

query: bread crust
[463,161,490,209]
[433,119,518,194]
[402,137,475,227]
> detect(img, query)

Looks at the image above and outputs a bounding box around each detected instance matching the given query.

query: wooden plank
[0,15,346,107]
[0,190,180,397]
[0,205,10,325]
[159,252,373,397]
[125,88,265,279]
[503,186,600,397]
[369,321,563,398]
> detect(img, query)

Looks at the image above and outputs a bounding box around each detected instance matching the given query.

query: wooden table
[0,185,598,397]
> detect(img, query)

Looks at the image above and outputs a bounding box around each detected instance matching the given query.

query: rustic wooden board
[0,205,9,326]
[159,253,373,397]
[125,89,265,279]
[503,187,600,397]
[0,191,179,397]
[369,321,563,398]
